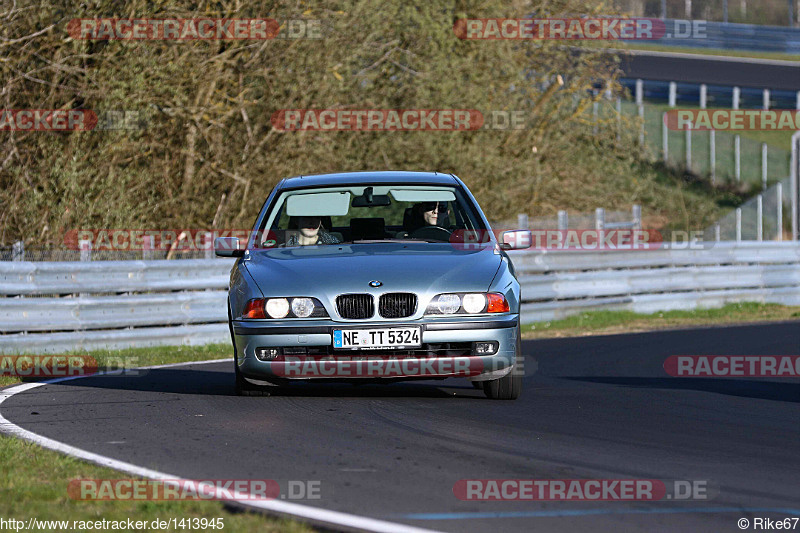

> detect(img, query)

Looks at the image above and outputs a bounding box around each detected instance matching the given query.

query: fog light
[474,342,498,355]
[256,347,280,361]
[282,347,307,355]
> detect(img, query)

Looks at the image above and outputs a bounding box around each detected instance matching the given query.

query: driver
[405,202,450,234]
[285,216,340,246]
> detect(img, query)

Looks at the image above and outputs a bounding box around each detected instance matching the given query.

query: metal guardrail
[657,20,800,53]
[1,242,799,353]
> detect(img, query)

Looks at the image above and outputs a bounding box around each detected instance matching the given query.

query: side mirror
[500,230,532,250]
[214,237,244,257]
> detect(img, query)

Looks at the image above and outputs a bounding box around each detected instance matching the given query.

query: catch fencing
[2,241,800,353]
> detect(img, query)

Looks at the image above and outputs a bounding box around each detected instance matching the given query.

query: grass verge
[522,302,800,339]
[0,343,313,532]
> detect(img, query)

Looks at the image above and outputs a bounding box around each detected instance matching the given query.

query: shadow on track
[563,376,800,403]
[52,367,476,399]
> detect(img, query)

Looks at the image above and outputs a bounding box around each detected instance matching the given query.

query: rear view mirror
[351,194,391,207]
[500,230,532,250]
[215,237,244,257]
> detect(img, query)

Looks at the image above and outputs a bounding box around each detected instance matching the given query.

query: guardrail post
[710,130,716,184]
[757,194,763,241]
[592,101,599,135]
[557,210,568,231]
[699,84,707,109]
[796,91,800,111]
[517,214,529,230]
[715,223,721,242]
[595,208,605,231]
[735,135,741,182]
[632,204,642,230]
[204,231,214,259]
[735,207,742,241]
[635,79,643,105]
[668,82,676,107]
[12,241,24,261]
[761,143,768,189]
[79,239,92,262]
[777,182,783,241]
[732,86,740,110]
[762,88,770,110]
[662,112,668,163]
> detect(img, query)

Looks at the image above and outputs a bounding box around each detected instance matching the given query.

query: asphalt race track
[2,322,799,532]
[617,49,800,91]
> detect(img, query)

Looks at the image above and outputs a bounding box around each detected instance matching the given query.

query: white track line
[609,47,800,66]
[0,358,441,533]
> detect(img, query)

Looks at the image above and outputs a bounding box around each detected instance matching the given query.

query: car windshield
[257,184,488,248]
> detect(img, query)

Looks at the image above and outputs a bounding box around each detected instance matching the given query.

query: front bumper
[232,315,518,382]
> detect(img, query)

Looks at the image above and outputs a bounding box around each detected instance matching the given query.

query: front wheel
[483,327,523,400]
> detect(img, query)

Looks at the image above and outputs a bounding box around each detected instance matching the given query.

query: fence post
[791,131,800,241]
[732,86,740,109]
[761,143,768,189]
[638,104,645,148]
[635,79,643,105]
[710,130,716,184]
[777,182,783,241]
[685,124,692,171]
[668,81,676,107]
[796,91,800,110]
[592,101,598,135]
[79,239,92,262]
[662,112,668,163]
[699,84,707,109]
[756,194,763,241]
[735,208,742,241]
[735,135,741,182]
[615,97,621,142]
[763,88,770,110]
[715,224,721,242]
[632,204,642,229]
[517,213,529,230]
[142,235,155,261]
[12,241,24,261]
[204,231,214,259]
[557,210,568,231]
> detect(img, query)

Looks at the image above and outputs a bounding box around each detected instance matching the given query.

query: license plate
[333,327,421,350]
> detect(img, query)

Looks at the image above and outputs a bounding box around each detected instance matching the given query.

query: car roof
[279,171,458,190]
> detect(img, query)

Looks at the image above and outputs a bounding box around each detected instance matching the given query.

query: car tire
[483,326,523,400]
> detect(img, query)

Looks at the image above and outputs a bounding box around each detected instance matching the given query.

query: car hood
[242,243,502,296]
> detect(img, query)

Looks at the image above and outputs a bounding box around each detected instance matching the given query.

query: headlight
[462,293,487,314]
[291,297,315,318]
[266,298,290,319]
[425,293,509,315]
[243,297,328,319]
[436,294,461,314]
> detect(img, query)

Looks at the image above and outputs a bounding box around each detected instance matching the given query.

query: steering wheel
[409,225,452,241]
